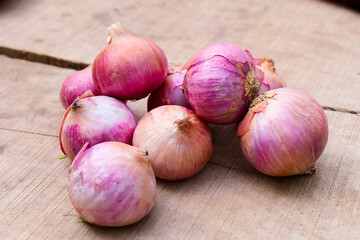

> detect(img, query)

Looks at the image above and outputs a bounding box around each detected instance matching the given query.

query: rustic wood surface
[0,0,359,239]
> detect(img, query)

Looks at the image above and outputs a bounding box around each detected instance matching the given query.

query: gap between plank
[0,46,359,116]
[0,127,58,138]
[0,46,89,70]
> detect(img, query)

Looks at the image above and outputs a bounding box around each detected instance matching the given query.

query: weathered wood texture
[0,0,359,111]
[0,57,359,239]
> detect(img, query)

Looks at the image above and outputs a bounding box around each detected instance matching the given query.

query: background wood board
[0,0,359,112]
[0,109,359,240]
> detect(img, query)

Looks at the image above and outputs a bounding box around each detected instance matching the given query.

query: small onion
[93,22,168,100]
[256,58,285,96]
[237,88,328,176]
[133,105,213,180]
[182,43,263,125]
[68,142,156,227]
[59,65,100,109]
[147,64,191,112]
[60,94,137,160]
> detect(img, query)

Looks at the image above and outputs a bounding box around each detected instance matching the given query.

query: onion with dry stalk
[237,87,328,177]
[133,105,213,180]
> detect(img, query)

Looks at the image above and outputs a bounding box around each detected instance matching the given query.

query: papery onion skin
[256,58,285,96]
[133,105,213,180]
[60,95,137,160]
[60,65,100,109]
[182,43,263,125]
[147,65,191,111]
[93,23,168,100]
[237,87,328,177]
[68,142,156,227]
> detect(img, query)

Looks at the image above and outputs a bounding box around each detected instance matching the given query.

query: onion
[92,22,168,100]
[68,142,156,227]
[59,65,99,109]
[147,64,191,112]
[133,105,213,180]
[256,58,285,96]
[237,88,328,176]
[182,43,263,125]
[60,94,137,160]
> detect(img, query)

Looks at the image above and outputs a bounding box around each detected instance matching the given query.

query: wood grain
[0,109,359,240]
[0,0,359,112]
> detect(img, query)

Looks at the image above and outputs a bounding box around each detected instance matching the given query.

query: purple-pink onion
[182,43,263,125]
[147,64,191,112]
[59,65,99,109]
[237,87,328,176]
[60,95,137,160]
[92,22,168,100]
[256,58,285,96]
[68,142,156,226]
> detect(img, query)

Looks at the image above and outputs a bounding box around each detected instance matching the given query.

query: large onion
[133,105,213,180]
[182,43,263,125]
[60,94,137,160]
[237,88,328,176]
[92,23,168,100]
[68,142,156,226]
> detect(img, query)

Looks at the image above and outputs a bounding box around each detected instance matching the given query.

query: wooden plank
[0,0,359,111]
[0,110,359,239]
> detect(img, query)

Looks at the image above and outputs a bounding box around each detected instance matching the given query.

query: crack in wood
[0,127,58,138]
[0,46,359,116]
[0,46,89,70]
[322,106,359,115]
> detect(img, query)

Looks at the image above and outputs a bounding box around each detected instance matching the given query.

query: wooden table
[0,0,359,239]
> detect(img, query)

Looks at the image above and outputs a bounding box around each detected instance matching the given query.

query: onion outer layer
[237,87,328,177]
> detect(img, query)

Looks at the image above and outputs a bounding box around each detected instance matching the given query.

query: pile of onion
[133,105,213,180]
[68,142,156,227]
[57,21,330,228]
[237,88,328,176]
[60,93,137,160]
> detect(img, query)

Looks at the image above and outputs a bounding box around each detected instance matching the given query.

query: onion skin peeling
[237,88,328,176]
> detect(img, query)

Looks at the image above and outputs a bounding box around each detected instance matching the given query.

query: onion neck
[71,99,81,110]
[250,92,269,108]
[106,22,128,43]
[261,58,276,73]
[174,116,192,132]
[244,65,260,102]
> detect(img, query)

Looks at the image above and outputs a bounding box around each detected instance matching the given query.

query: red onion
[92,23,168,100]
[60,95,137,160]
[133,105,213,180]
[182,43,263,125]
[59,65,99,109]
[147,64,191,112]
[68,142,156,226]
[256,58,285,96]
[237,88,328,176]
